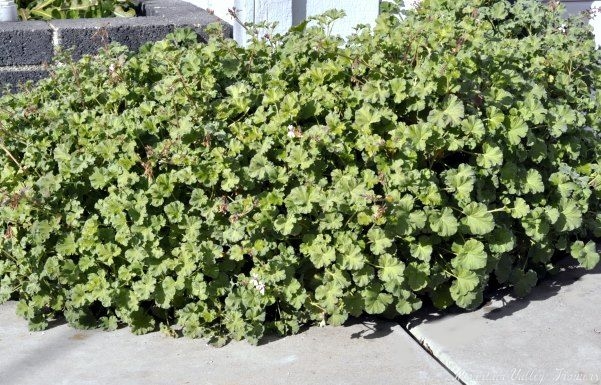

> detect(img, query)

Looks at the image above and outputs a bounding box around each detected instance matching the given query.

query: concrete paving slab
[406,260,601,385]
[0,301,457,385]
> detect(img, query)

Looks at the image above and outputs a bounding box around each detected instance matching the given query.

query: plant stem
[0,142,24,173]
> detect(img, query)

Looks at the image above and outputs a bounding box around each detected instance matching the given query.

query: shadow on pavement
[347,316,395,340]
[481,258,601,321]
[403,257,601,330]
[45,316,68,330]
[258,315,396,346]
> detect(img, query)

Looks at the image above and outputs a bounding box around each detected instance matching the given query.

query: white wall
[301,0,380,37]
[233,0,294,44]
[180,0,235,23]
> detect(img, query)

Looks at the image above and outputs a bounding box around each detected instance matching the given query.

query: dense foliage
[16,0,136,20]
[1,0,601,345]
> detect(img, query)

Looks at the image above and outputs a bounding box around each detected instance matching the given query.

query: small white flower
[287,124,296,138]
[287,124,303,138]
[250,273,266,295]
[558,24,567,33]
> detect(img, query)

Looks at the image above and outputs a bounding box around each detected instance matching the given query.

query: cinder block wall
[0,21,54,90]
[0,0,231,92]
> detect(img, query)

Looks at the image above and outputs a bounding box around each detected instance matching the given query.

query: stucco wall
[181,0,235,22]
[299,0,380,36]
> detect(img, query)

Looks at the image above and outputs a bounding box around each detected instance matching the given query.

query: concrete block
[0,67,48,93]
[49,17,175,59]
[0,21,53,65]
[49,4,229,59]
[143,0,201,17]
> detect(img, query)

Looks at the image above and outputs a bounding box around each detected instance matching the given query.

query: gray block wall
[0,0,232,92]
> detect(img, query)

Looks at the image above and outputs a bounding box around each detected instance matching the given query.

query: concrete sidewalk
[0,301,456,385]
[406,260,601,385]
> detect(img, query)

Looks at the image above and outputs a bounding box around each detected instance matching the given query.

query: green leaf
[461,202,495,235]
[113,5,136,17]
[512,198,530,219]
[5,0,601,345]
[396,296,422,315]
[495,254,513,283]
[407,123,432,150]
[328,310,349,326]
[486,107,505,130]
[286,185,318,214]
[130,309,157,335]
[248,154,275,180]
[570,241,600,270]
[55,233,77,256]
[362,285,393,314]
[490,1,509,19]
[156,276,177,308]
[461,116,485,139]
[556,200,583,232]
[367,227,393,255]
[354,104,382,132]
[450,269,482,309]
[132,274,156,301]
[444,164,475,202]
[337,244,365,270]
[352,266,375,287]
[315,282,343,312]
[284,279,306,310]
[390,78,407,103]
[477,143,503,169]
[510,269,537,297]
[343,292,364,317]
[430,285,454,310]
[164,201,185,223]
[451,239,488,270]
[405,262,429,291]
[442,95,464,125]
[0,276,13,303]
[301,234,336,268]
[377,254,405,283]
[274,215,297,236]
[544,207,560,225]
[487,227,516,254]
[507,115,528,145]
[429,208,458,237]
[523,169,544,194]
[410,237,433,262]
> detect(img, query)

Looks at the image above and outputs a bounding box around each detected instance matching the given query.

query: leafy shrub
[16,0,137,20]
[1,0,601,344]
